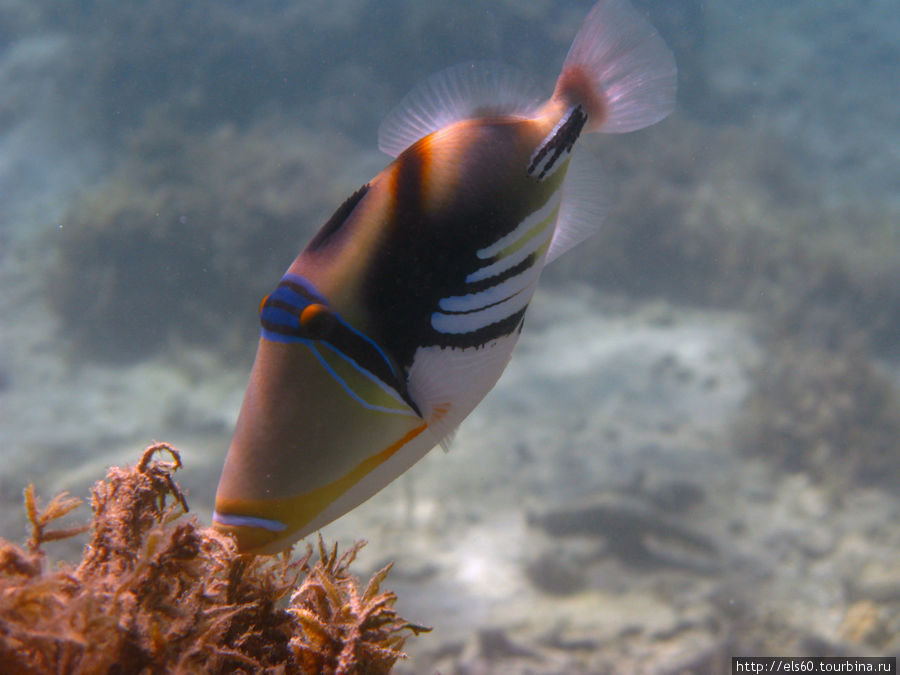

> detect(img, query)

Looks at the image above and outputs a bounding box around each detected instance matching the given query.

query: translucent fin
[556,0,676,133]
[407,333,519,448]
[438,429,458,454]
[378,61,544,157]
[545,150,609,264]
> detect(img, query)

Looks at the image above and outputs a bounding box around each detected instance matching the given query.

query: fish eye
[299,303,334,339]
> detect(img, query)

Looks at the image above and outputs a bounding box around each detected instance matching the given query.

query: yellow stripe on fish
[214,0,677,553]
[215,422,429,554]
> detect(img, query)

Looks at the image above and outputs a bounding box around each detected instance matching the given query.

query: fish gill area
[1,1,898,673]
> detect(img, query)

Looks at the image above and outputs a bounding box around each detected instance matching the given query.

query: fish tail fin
[553,0,676,133]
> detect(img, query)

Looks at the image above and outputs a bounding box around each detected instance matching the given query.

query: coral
[0,443,427,674]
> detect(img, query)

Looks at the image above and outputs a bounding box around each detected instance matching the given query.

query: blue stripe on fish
[259,273,421,415]
[309,342,419,416]
[212,511,287,532]
[281,273,328,301]
[260,305,301,331]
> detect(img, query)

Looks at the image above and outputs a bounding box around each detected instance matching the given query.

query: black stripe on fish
[465,254,537,296]
[439,307,527,349]
[364,123,557,366]
[261,290,421,415]
[307,183,370,252]
[322,316,422,415]
[527,105,587,180]
[278,278,326,304]
[363,143,431,366]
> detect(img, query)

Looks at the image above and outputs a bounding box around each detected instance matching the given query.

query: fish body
[214,0,677,554]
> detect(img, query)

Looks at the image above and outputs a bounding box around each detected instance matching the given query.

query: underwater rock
[736,342,900,491]
[528,494,718,573]
[439,627,563,675]
[645,479,705,514]
[0,442,427,674]
[469,628,540,661]
[848,561,900,605]
[524,551,588,596]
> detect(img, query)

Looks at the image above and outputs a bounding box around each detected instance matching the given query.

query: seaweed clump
[49,119,355,363]
[0,443,427,674]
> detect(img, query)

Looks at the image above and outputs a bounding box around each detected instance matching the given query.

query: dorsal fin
[378,61,544,157]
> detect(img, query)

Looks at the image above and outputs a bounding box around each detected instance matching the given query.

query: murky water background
[1,1,898,671]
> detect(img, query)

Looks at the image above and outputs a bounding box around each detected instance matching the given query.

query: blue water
[1,1,898,670]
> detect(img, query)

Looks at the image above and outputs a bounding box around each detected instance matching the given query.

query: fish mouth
[212,510,291,555]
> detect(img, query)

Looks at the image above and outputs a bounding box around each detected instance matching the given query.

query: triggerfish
[214,0,676,554]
